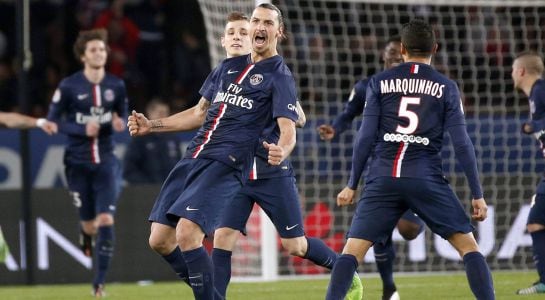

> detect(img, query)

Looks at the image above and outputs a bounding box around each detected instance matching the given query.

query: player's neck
[522,77,540,97]
[251,50,277,63]
[83,67,105,85]
[404,57,432,65]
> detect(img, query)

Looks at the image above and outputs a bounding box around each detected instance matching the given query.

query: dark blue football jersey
[527,79,545,141]
[332,78,369,135]
[47,71,128,165]
[348,62,482,198]
[190,54,299,172]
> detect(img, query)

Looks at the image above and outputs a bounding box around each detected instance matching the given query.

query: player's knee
[213,227,238,250]
[176,219,205,251]
[96,213,114,226]
[399,227,421,240]
[148,233,174,255]
[281,237,307,257]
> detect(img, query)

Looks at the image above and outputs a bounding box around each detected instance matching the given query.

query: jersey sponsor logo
[185,206,199,211]
[104,89,115,102]
[77,94,88,100]
[383,133,429,145]
[249,74,263,85]
[227,69,239,74]
[285,224,299,231]
[380,78,445,99]
[52,89,61,103]
[75,107,113,125]
[213,83,254,109]
[287,103,297,112]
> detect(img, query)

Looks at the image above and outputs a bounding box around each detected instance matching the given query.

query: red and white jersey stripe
[391,142,408,177]
[235,64,255,84]
[90,84,101,164]
[249,157,258,180]
[192,103,227,158]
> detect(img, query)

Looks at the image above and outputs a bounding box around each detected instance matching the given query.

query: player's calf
[79,230,95,257]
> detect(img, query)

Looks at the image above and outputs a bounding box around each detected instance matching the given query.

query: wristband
[36,118,47,128]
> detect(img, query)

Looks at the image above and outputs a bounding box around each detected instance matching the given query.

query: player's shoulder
[533,79,545,94]
[60,71,85,86]
[103,73,126,87]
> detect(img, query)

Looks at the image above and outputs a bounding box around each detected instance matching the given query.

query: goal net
[198,0,545,278]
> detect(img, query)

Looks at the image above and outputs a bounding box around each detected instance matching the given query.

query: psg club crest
[104,89,115,102]
[249,74,263,86]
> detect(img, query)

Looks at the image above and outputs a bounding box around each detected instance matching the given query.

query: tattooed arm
[128,97,210,136]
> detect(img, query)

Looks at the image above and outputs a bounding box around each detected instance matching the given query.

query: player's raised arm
[128,97,209,136]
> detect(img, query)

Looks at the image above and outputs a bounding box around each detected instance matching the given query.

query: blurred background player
[128,4,300,299]
[123,99,181,184]
[317,35,423,300]
[512,51,545,295]
[0,111,57,134]
[326,19,495,300]
[47,28,128,297]
[210,9,361,300]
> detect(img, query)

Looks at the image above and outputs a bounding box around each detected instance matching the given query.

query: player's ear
[431,43,438,55]
[220,35,225,48]
[400,43,408,56]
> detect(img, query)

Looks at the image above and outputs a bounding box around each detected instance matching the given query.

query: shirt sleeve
[271,74,299,122]
[199,63,222,102]
[348,77,380,189]
[529,83,545,133]
[115,80,129,120]
[447,124,483,199]
[332,80,367,135]
[46,82,87,136]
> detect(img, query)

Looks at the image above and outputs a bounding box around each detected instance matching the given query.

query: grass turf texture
[0,271,541,299]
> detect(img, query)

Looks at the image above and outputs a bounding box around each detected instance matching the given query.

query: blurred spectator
[94,0,140,78]
[123,99,181,184]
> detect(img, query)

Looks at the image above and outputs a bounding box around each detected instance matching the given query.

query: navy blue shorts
[149,158,243,236]
[65,158,122,221]
[218,176,305,238]
[348,176,473,244]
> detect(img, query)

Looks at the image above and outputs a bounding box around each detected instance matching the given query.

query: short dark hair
[387,35,401,45]
[401,19,435,57]
[73,29,108,61]
[226,11,249,23]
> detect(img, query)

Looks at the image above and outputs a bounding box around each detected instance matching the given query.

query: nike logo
[227,69,238,74]
[285,224,299,231]
[186,206,199,211]
[77,94,88,100]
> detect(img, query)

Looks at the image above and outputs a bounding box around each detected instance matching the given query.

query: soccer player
[512,51,545,295]
[210,9,362,300]
[0,111,57,135]
[47,29,128,297]
[318,36,423,300]
[128,5,300,299]
[325,19,495,300]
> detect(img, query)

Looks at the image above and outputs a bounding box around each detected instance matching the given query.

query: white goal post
[198,0,545,280]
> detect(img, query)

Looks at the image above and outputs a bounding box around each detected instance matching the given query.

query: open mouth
[254,32,266,46]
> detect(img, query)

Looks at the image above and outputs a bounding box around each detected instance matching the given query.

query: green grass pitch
[0,271,542,299]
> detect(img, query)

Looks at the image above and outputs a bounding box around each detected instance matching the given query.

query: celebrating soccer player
[128,4,305,299]
[326,19,495,300]
[317,35,423,300]
[210,7,361,300]
[46,29,128,297]
[512,52,545,295]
